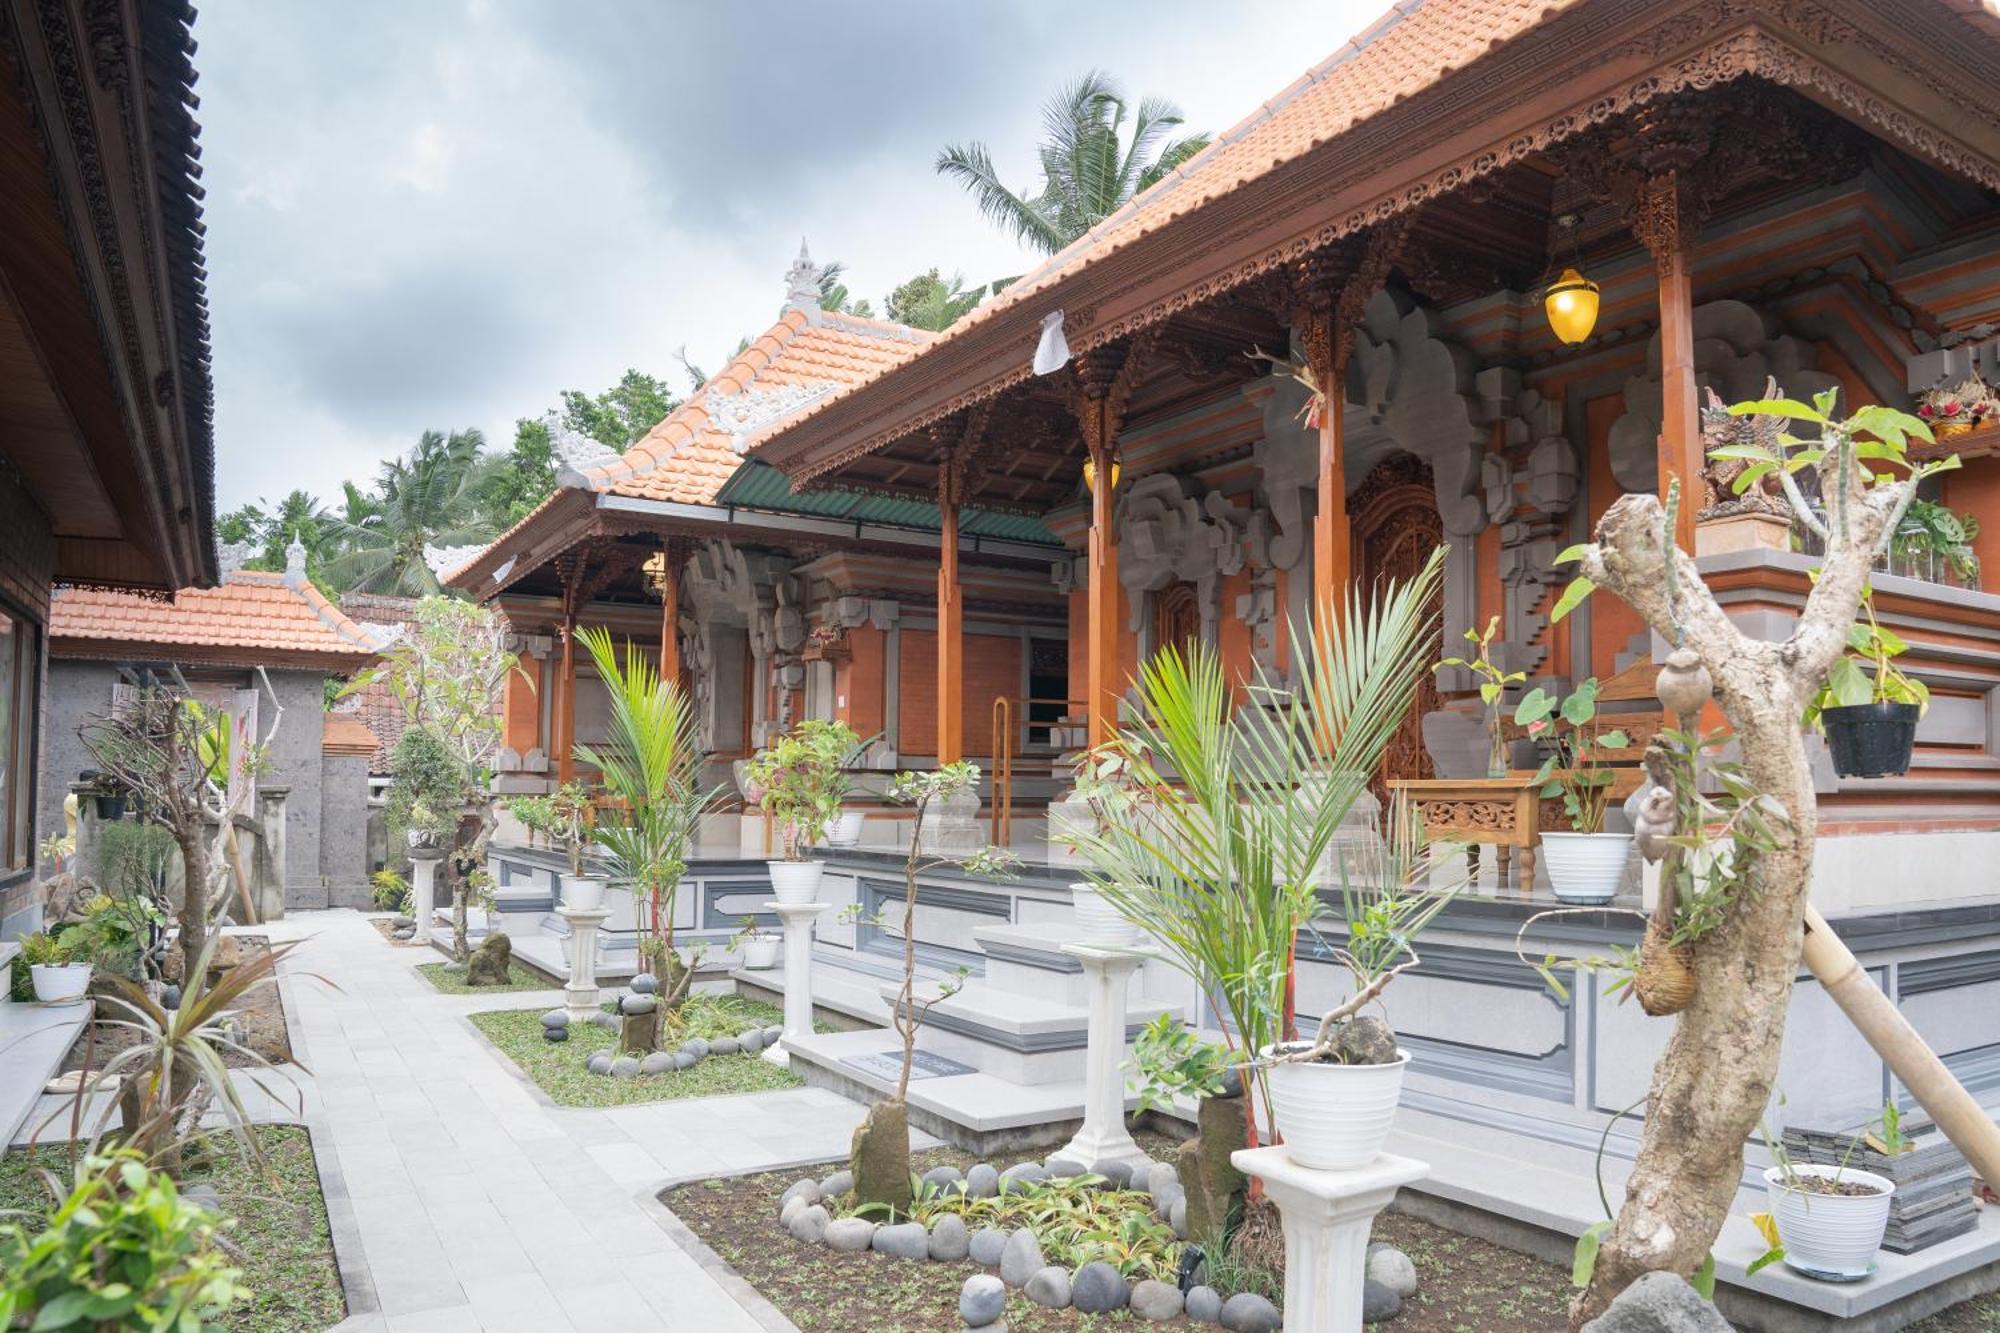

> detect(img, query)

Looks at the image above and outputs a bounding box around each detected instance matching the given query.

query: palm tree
[320,429,501,596]
[817,260,875,318]
[937,70,1210,256]
[884,269,986,332]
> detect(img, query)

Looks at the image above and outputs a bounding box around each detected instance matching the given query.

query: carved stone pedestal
[1054,944,1152,1172]
[558,905,610,1023]
[1230,1147,1429,1333]
[766,899,827,1064]
[409,848,445,937]
[1695,510,1791,557]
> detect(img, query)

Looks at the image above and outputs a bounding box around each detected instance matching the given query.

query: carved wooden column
[647,538,690,694]
[1635,170,1702,551]
[1075,338,1151,750]
[936,445,965,765]
[552,551,585,786]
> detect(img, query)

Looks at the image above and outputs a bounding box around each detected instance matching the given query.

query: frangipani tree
[1560,392,1960,1324]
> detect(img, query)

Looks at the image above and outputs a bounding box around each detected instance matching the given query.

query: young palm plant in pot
[1515,677,1632,904]
[747,719,858,904]
[1066,549,1446,1166]
[1805,585,1929,778]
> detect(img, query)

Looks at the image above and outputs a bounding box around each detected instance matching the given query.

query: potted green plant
[1763,1130,1894,1281]
[1515,677,1631,903]
[746,720,859,903]
[545,782,601,910]
[1805,586,1928,778]
[1437,614,1527,777]
[24,930,91,1003]
[732,915,779,970]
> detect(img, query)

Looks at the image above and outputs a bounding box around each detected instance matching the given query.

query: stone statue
[1697,382,1789,520]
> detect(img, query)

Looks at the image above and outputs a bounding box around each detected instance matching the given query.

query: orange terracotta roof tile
[50,570,383,666]
[321,713,381,757]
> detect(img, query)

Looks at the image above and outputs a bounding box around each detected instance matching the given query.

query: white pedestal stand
[765,900,826,1065]
[1230,1147,1429,1333]
[1053,943,1152,1171]
[558,905,610,1023]
[408,848,443,939]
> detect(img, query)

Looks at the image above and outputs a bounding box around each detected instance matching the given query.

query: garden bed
[468,994,803,1107]
[60,935,293,1073]
[0,1125,344,1332]
[416,959,554,993]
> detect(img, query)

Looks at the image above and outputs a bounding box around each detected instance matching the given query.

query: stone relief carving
[1247,373,1316,573]
[1346,287,1489,538]
[1477,370,1580,680]
[1606,299,1841,494]
[684,538,800,746]
[1116,474,1248,647]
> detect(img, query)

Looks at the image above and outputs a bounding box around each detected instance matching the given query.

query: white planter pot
[742,936,780,969]
[768,860,825,905]
[1765,1164,1894,1281]
[1070,883,1142,948]
[1265,1045,1411,1171]
[561,876,605,912]
[1540,831,1633,904]
[826,810,865,848]
[31,963,92,1004]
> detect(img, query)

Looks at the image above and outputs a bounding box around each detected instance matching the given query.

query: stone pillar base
[558,905,610,1022]
[409,850,444,935]
[1231,1147,1429,1333]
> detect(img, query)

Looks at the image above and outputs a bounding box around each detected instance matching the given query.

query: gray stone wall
[318,750,371,909]
[38,659,123,869]
[264,671,328,910]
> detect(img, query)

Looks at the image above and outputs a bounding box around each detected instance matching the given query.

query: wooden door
[1151,581,1202,665]
[1351,456,1444,794]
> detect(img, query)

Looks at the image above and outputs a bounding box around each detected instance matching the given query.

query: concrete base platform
[0,999,90,1146]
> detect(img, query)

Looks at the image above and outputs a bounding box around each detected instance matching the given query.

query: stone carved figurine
[1697,381,1791,521]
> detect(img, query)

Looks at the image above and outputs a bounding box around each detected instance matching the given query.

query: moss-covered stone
[850,1097,913,1217]
[465,931,513,986]
[1177,1091,1249,1246]
[620,1006,659,1054]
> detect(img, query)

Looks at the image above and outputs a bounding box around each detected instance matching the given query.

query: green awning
[714,460,1059,546]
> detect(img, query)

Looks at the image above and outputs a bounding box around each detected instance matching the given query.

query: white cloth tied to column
[1033,310,1070,375]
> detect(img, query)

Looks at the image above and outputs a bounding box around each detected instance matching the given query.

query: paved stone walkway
[262,910,900,1332]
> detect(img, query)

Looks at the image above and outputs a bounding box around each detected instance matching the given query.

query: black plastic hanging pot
[1822,702,1919,778]
[93,793,127,821]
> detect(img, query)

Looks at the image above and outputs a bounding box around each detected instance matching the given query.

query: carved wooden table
[1388,776,1541,892]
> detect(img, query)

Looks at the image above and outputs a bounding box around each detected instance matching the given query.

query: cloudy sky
[197,2,1385,511]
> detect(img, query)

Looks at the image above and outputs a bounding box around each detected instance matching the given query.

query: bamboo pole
[1802,904,2000,1186]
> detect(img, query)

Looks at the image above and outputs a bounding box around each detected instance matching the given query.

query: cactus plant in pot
[1516,677,1631,904]
[1806,586,1928,779]
[747,720,858,904]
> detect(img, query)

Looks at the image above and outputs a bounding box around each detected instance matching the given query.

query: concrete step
[880,977,1175,1087]
[0,997,89,1147]
[971,922,1089,1004]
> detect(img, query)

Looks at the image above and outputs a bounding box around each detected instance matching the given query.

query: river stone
[1366,1244,1418,1298]
[968,1226,1007,1266]
[629,971,658,994]
[1220,1292,1282,1332]
[998,1162,1048,1194]
[763,1024,784,1043]
[740,1027,766,1053]
[1070,1261,1128,1313]
[959,1274,1006,1327]
[873,1221,931,1259]
[1185,1285,1224,1323]
[639,1051,674,1074]
[1043,1156,1086,1178]
[1131,1279,1184,1321]
[1092,1159,1134,1188]
[965,1163,1000,1198]
[998,1227,1044,1287]
[710,1036,741,1056]
[680,1037,710,1058]
[672,1051,696,1071]
[786,1203,830,1244]
[1024,1266,1071,1309]
[540,1009,569,1028]
[1333,1015,1399,1066]
[1153,1181,1186,1218]
[824,1218,876,1253]
[1146,1161,1179,1198]
[585,1051,612,1075]
[780,1178,821,1213]
[780,1195,807,1228]
[1170,1197,1188,1239]
[818,1169,854,1198]
[1363,1279,1401,1322]
[619,993,656,1016]
[610,1056,640,1079]
[929,1213,971,1261]
[183,1183,221,1211]
[922,1164,965,1189]
[542,1026,568,1043]
[1579,1272,1735,1333]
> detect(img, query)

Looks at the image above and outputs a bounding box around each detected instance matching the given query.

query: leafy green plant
[727,915,773,950]
[1066,549,1446,1134]
[1126,1013,1236,1114]
[506,781,592,877]
[60,893,163,978]
[0,1148,248,1330]
[866,1175,1183,1282]
[1895,498,1980,585]
[746,720,861,859]
[96,820,177,901]
[370,869,409,913]
[384,727,464,846]
[1438,614,1526,776]
[1514,678,1629,834]
[1868,1100,1916,1157]
[1803,584,1930,728]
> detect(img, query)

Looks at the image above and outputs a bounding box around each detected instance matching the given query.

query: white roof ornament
[783,238,824,323]
[283,535,309,588]
[709,379,842,454]
[547,410,618,486]
[217,539,255,578]
[1033,310,1070,375]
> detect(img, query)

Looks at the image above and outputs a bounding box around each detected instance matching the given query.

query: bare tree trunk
[174,822,210,971]
[1569,479,1892,1325]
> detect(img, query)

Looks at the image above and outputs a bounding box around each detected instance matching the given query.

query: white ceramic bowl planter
[1070,883,1142,948]
[31,963,92,1003]
[1765,1164,1895,1281]
[826,810,865,848]
[561,876,605,912]
[1266,1044,1412,1171]
[1540,831,1633,904]
[769,860,825,905]
[741,935,780,969]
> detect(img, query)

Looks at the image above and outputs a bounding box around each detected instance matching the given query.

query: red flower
[1919,403,1934,418]
[1945,400,1961,416]
[1527,718,1550,737]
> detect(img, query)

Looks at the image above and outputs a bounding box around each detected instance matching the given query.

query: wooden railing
[989,696,1087,844]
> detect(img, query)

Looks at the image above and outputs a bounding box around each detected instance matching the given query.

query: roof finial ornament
[283,534,308,588]
[217,539,254,578]
[783,237,824,324]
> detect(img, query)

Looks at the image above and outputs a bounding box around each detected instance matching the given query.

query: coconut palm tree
[816,260,875,318]
[936,70,1210,256]
[320,428,501,596]
[884,269,986,332]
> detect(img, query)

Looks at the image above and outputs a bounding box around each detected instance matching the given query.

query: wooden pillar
[1085,416,1119,751]
[653,540,686,693]
[1637,171,1701,552]
[1308,309,1351,635]
[937,492,964,764]
[556,615,577,785]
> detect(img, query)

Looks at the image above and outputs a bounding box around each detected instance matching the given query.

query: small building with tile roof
[41,544,384,913]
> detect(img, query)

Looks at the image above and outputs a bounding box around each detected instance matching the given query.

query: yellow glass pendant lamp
[1082,456,1121,494]
[1544,267,1600,346]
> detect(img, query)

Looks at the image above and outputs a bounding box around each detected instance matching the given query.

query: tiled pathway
[261,910,902,1332]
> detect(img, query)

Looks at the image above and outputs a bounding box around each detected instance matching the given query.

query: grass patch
[416,959,554,993]
[0,1126,343,1333]
[468,993,803,1106]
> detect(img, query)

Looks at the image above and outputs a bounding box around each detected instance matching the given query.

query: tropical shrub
[384,727,464,846]
[746,720,859,859]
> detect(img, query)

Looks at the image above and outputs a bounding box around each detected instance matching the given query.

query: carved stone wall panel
[1115,473,1248,652]
[1347,288,1490,539]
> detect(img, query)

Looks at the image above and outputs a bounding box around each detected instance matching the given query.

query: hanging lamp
[1541,212,1600,347]
[1082,455,1120,494]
